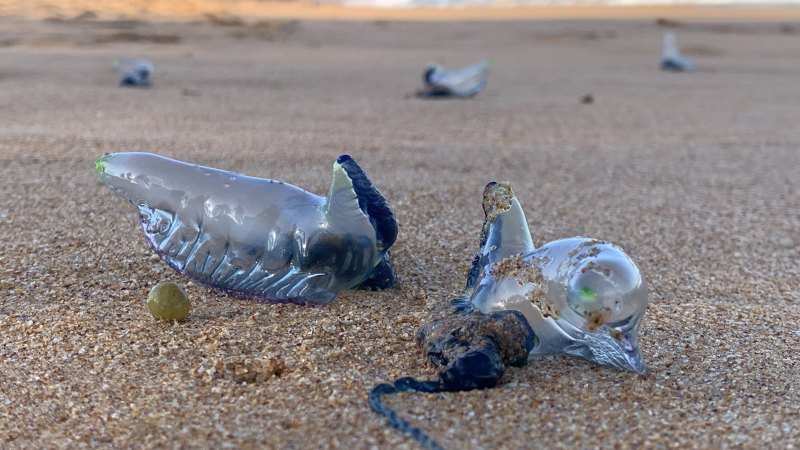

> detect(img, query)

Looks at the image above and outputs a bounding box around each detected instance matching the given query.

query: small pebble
[147,282,191,322]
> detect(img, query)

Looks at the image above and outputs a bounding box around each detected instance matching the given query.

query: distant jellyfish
[371,181,649,449]
[419,60,490,98]
[96,152,397,305]
[117,58,154,87]
[661,32,695,72]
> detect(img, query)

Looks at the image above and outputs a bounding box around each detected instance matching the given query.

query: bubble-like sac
[468,182,649,375]
[420,60,490,98]
[96,152,397,306]
[661,33,695,72]
[117,58,154,87]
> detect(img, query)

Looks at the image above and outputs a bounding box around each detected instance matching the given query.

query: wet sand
[1,11,799,449]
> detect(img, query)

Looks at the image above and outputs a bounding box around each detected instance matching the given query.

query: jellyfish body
[118,58,154,87]
[370,181,648,449]
[420,60,489,98]
[661,33,695,72]
[468,182,649,374]
[96,152,397,306]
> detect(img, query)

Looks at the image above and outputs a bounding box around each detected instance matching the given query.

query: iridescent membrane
[467,182,649,374]
[96,152,396,306]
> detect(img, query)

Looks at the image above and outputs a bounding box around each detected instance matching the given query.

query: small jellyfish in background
[371,181,648,450]
[96,152,397,306]
[418,60,490,98]
[117,58,154,87]
[661,32,695,72]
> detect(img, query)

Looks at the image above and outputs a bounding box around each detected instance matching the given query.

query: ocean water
[333,0,800,7]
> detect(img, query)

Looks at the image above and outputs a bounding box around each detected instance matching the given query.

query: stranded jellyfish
[419,60,490,98]
[97,152,396,306]
[371,181,648,449]
[117,58,154,87]
[469,182,648,374]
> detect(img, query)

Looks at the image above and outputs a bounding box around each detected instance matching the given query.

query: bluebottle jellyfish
[118,58,154,87]
[96,152,397,306]
[419,60,490,98]
[371,181,648,449]
[661,33,695,72]
[468,182,648,374]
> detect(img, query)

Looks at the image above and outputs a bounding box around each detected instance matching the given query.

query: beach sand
[1,7,799,449]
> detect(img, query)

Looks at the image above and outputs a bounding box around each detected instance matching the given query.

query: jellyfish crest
[661,33,695,72]
[423,63,444,85]
[662,32,680,60]
[320,155,398,291]
[324,159,371,226]
[480,181,535,264]
[326,155,397,254]
[465,182,534,290]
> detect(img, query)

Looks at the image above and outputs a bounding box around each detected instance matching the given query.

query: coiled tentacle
[369,378,445,450]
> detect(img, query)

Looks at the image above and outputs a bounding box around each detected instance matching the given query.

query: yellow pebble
[147,282,191,321]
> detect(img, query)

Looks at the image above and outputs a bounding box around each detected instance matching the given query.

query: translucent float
[419,60,490,98]
[96,152,397,305]
[372,181,649,450]
[469,181,648,374]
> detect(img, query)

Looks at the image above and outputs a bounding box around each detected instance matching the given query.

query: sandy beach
[1,5,799,449]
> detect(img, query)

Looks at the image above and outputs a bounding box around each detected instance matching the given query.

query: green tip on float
[578,286,598,302]
[95,154,108,174]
